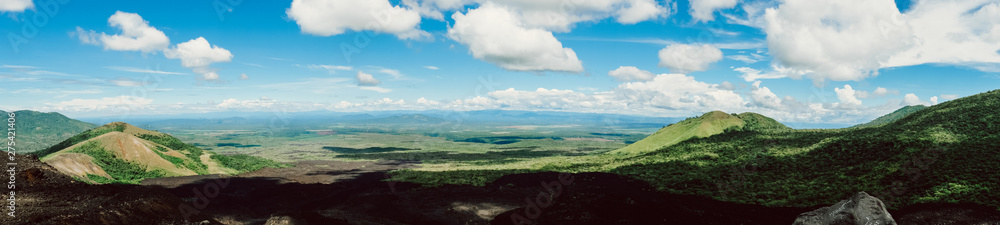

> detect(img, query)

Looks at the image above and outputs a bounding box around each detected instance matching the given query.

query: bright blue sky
[1,0,998,124]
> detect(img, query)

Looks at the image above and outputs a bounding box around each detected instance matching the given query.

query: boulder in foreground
[793,192,897,225]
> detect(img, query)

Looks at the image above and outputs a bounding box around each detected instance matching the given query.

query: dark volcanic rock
[1,155,200,225]
[793,192,897,225]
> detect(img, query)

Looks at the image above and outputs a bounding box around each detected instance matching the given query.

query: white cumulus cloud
[763,0,913,84]
[164,37,234,80]
[834,84,862,109]
[448,3,583,73]
[690,0,738,22]
[286,0,428,40]
[71,11,171,53]
[903,93,921,106]
[608,66,655,82]
[658,44,723,73]
[0,0,33,12]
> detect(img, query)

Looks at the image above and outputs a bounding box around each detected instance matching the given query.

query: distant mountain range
[1,110,96,153]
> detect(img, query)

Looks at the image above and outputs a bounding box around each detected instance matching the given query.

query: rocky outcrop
[793,192,897,225]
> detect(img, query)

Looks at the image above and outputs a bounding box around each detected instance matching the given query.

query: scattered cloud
[109,77,146,87]
[940,94,959,100]
[423,66,439,70]
[690,0,738,22]
[658,44,723,73]
[615,0,672,24]
[608,66,655,82]
[750,81,783,109]
[1,65,37,69]
[46,96,153,111]
[164,37,234,80]
[305,64,353,74]
[855,87,898,99]
[106,66,186,75]
[355,71,381,86]
[834,84,862,109]
[359,86,392,93]
[71,11,171,53]
[763,0,1000,84]
[0,0,33,12]
[708,28,740,36]
[286,0,429,40]
[448,3,584,73]
[883,1,1000,71]
[218,97,276,110]
[239,73,249,80]
[903,93,921,106]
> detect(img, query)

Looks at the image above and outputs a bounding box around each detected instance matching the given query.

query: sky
[0,0,998,124]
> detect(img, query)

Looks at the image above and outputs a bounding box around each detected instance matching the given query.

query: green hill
[37,122,288,184]
[853,105,927,128]
[1,110,96,153]
[392,90,1000,211]
[610,111,789,154]
[609,90,1000,209]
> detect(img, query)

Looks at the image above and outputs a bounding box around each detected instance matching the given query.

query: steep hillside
[36,122,286,184]
[610,111,788,154]
[392,90,1000,212]
[609,89,1000,210]
[0,110,96,153]
[853,105,928,128]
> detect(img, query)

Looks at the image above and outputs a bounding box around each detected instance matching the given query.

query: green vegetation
[610,111,780,154]
[210,154,291,173]
[0,110,96,153]
[70,141,166,184]
[853,105,928,128]
[389,90,1000,210]
[153,150,185,167]
[137,133,210,174]
[35,122,124,157]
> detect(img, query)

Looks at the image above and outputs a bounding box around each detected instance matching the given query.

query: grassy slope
[392,89,1000,210]
[1,110,96,153]
[853,105,928,128]
[610,111,789,154]
[39,122,287,184]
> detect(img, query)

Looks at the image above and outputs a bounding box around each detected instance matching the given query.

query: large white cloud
[286,0,428,40]
[763,0,913,84]
[72,11,171,53]
[690,0,738,22]
[163,37,233,80]
[608,66,655,82]
[762,0,1000,84]
[0,0,33,12]
[448,3,584,73]
[658,44,723,73]
[436,0,668,72]
[884,0,1000,69]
